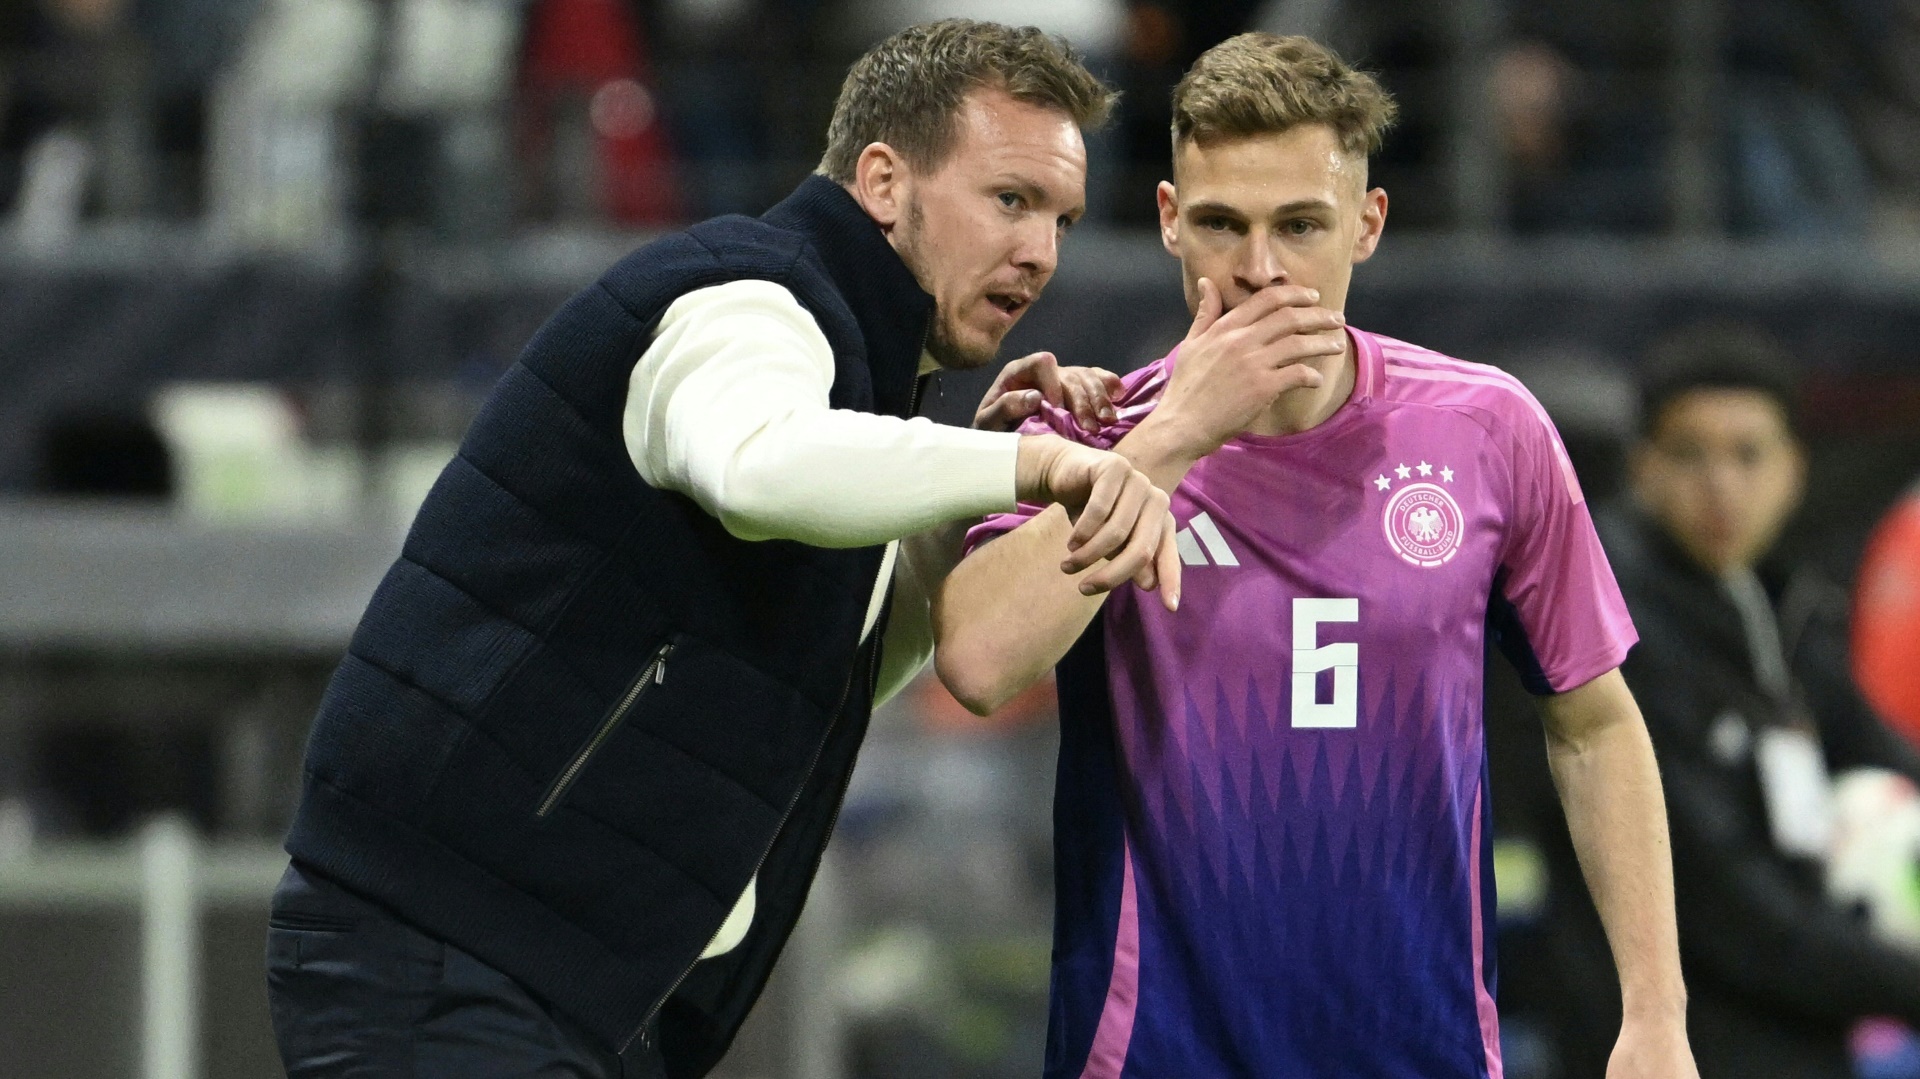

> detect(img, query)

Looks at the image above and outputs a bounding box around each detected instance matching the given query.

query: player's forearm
[1114,412,1208,491]
[1544,673,1688,1021]
[933,505,1106,715]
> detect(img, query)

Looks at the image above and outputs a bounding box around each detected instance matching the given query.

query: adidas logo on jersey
[1174,512,1239,566]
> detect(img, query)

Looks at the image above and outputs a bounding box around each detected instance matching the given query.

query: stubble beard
[898,197,999,371]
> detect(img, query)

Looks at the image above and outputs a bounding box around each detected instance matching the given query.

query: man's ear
[1351,186,1388,264]
[1157,181,1181,258]
[849,143,909,232]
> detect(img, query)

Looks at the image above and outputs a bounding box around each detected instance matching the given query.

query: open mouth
[987,292,1030,317]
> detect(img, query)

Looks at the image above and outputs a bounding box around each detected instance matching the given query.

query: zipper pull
[655,644,674,684]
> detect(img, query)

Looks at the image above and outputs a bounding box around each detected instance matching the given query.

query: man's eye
[1200,216,1232,231]
[1286,219,1318,235]
[1057,214,1075,232]
[999,192,1022,209]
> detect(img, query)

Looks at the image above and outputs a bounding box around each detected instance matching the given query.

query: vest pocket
[528,630,830,901]
[537,638,677,817]
[266,911,357,934]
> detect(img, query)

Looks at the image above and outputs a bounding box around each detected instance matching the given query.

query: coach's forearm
[701,410,1019,546]
[1542,670,1688,1021]
[933,505,1107,715]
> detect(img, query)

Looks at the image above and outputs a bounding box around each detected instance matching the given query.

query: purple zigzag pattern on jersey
[1117,673,1493,1077]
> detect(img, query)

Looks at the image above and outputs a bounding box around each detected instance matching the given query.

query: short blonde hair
[1172,33,1397,158]
[820,20,1116,184]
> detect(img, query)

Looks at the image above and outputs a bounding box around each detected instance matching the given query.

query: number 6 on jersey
[1292,598,1360,728]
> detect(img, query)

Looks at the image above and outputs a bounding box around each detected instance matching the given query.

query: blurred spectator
[1,0,138,232]
[1104,0,1262,224]
[1492,43,1570,186]
[1855,484,1920,745]
[651,0,817,218]
[1491,0,1670,234]
[517,0,680,225]
[210,0,632,241]
[1501,0,1884,236]
[1,0,1912,237]
[1488,38,1665,233]
[1831,0,1920,235]
[130,0,260,219]
[208,0,378,246]
[1329,0,1671,233]
[2,0,256,227]
[1544,323,1920,1079]
[1722,0,1877,235]
[368,0,520,237]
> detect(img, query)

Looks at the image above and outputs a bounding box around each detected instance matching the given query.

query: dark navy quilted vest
[285,176,934,1071]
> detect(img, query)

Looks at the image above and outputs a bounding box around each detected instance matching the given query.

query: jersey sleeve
[1490,400,1637,695]
[960,363,1154,556]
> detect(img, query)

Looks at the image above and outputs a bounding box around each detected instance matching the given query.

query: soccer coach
[265,21,1179,1079]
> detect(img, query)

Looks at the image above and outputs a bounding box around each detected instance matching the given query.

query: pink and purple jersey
[967,328,1635,1078]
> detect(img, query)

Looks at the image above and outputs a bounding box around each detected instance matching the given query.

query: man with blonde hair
[936,33,1698,1077]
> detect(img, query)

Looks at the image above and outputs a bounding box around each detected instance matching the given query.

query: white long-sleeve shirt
[620,277,1021,958]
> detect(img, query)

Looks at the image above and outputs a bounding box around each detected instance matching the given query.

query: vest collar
[764,176,934,418]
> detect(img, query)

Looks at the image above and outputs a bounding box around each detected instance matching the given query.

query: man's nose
[1013,217,1059,278]
[1235,234,1287,292]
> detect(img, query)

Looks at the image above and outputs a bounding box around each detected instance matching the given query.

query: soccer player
[934,34,1698,1078]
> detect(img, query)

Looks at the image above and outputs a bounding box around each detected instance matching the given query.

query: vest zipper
[908,371,929,418]
[624,574,888,1054]
[537,641,675,818]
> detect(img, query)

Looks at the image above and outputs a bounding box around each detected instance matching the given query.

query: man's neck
[1244,333,1356,437]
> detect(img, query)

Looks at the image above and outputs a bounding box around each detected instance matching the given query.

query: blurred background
[3,0,1920,1077]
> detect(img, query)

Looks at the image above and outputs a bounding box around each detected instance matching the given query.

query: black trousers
[266,861,666,1079]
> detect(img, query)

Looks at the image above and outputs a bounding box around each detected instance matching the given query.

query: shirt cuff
[918,425,1021,518]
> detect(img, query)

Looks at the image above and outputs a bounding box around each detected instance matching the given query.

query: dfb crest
[1383,482,1464,567]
